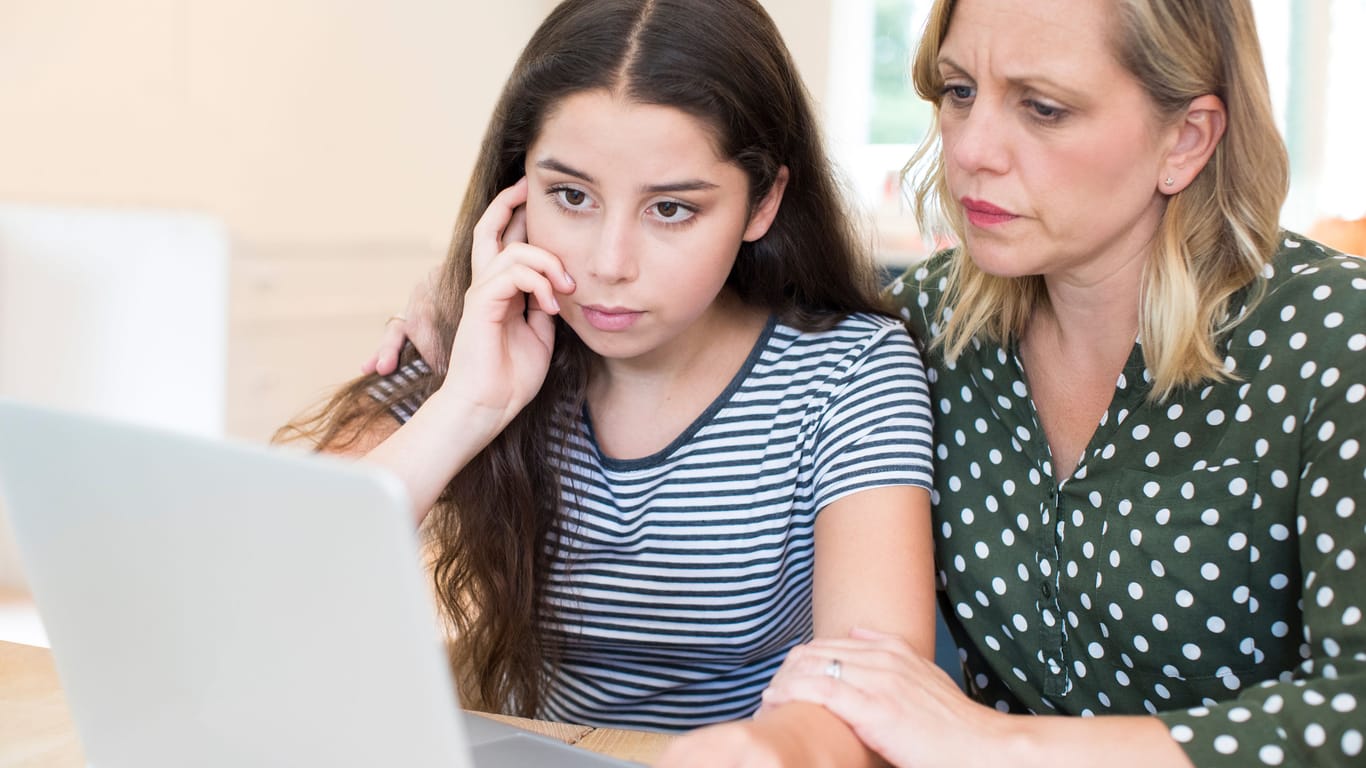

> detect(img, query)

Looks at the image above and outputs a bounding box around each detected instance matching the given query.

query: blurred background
[1,0,1364,625]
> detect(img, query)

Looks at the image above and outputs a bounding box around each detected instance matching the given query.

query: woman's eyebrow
[535,157,719,194]
[939,55,1087,102]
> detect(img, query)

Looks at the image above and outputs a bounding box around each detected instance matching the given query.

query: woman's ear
[742,166,790,241]
[1160,94,1227,194]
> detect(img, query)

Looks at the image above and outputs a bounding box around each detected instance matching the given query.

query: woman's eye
[1030,101,1060,118]
[1025,99,1068,123]
[656,201,680,218]
[943,84,974,102]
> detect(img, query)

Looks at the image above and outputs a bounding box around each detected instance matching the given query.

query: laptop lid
[0,398,512,768]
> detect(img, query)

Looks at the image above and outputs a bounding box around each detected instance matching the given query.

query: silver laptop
[0,399,640,768]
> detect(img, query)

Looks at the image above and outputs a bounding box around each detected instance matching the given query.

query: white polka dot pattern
[894,236,1365,766]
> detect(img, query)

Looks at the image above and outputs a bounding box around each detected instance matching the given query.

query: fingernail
[563,272,576,288]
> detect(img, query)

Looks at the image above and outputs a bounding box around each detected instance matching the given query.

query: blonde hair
[907,0,1288,401]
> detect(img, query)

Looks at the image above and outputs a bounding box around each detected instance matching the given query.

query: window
[1255,0,1366,229]
[827,0,934,265]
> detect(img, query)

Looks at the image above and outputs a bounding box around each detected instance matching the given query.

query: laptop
[0,398,641,768]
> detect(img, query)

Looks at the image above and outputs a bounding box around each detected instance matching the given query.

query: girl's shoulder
[764,312,925,385]
[773,311,916,353]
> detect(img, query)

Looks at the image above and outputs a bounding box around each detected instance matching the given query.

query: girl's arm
[655,485,936,768]
[764,483,937,763]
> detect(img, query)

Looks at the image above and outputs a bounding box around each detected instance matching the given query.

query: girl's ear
[742,166,790,242]
[1159,94,1226,195]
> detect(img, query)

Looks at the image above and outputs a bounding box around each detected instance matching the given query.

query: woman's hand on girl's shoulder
[364,265,442,376]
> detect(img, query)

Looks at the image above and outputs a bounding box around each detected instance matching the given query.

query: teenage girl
[290,0,935,761]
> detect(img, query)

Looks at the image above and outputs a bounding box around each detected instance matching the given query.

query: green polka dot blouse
[890,233,1364,767]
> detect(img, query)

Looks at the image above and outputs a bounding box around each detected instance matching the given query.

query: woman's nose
[948,100,1011,176]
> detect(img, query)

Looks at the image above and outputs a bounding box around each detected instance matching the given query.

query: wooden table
[0,639,674,767]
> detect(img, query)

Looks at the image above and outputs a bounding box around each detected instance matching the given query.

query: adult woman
[753,1,1363,766]
[294,0,935,762]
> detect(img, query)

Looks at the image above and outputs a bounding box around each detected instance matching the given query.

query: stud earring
[1164,176,1176,187]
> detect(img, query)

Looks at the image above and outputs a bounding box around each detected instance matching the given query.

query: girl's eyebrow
[534,157,719,194]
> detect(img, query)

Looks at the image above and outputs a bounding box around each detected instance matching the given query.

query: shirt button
[1041,582,1053,599]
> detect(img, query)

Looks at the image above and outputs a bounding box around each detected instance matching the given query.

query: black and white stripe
[540,313,933,730]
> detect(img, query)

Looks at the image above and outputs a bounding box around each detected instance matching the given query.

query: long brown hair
[280,0,888,716]
[907,0,1288,401]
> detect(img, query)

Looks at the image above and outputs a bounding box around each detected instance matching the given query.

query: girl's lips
[961,197,1018,227]
[581,305,643,332]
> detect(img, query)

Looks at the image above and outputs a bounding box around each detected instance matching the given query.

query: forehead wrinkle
[941,0,1124,95]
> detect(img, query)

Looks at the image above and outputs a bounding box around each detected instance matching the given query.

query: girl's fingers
[477,263,562,320]
[525,302,557,351]
[482,242,575,295]
[472,179,577,293]
[473,178,530,271]
[503,203,528,249]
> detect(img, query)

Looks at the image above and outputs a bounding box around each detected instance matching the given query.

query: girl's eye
[650,200,696,224]
[558,188,588,207]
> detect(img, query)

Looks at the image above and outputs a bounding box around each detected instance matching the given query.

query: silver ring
[825,658,842,681]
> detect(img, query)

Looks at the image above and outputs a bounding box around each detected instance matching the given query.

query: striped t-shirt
[381,312,934,731]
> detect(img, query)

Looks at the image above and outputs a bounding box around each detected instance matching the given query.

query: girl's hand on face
[757,628,1004,768]
[440,177,576,430]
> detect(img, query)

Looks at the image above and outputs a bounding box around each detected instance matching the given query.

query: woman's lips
[961,197,1019,227]
[581,305,643,332]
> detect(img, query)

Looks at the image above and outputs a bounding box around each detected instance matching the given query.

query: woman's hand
[363,265,441,376]
[758,628,1004,768]
[438,178,575,430]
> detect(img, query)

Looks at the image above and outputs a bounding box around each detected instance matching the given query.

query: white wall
[0,0,830,247]
[0,0,548,248]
